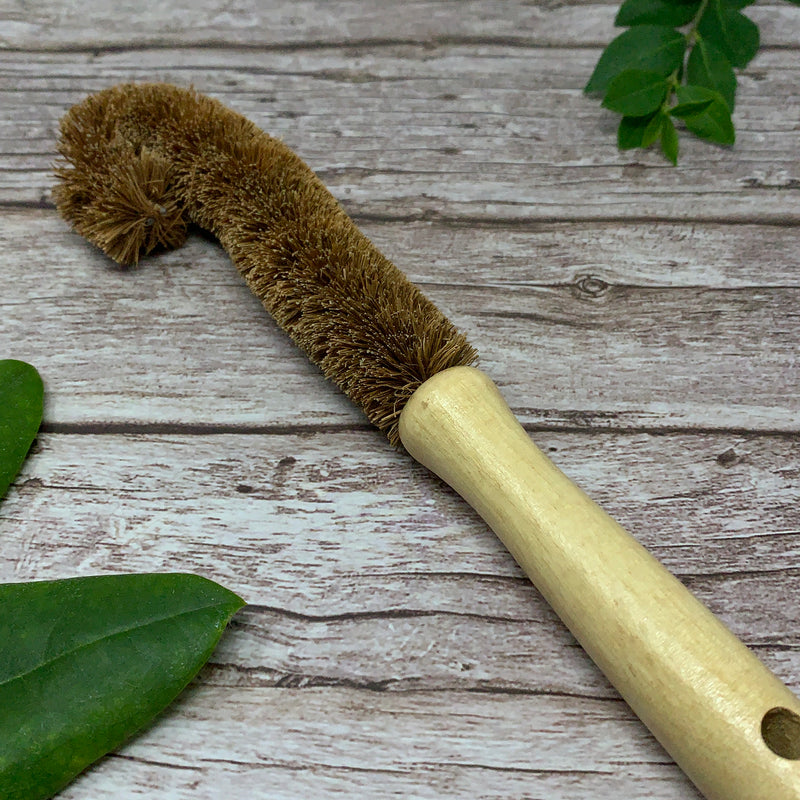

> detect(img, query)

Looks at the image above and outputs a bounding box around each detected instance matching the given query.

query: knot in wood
[573,274,610,300]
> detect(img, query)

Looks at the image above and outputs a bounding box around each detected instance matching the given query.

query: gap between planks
[5,199,800,230]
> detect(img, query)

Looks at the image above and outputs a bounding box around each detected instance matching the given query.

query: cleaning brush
[54,83,800,800]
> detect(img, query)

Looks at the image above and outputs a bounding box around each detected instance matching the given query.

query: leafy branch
[585,0,796,163]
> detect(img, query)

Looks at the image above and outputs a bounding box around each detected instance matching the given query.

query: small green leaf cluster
[585,0,765,163]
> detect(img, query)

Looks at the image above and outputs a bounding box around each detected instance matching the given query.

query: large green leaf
[0,573,245,800]
[697,0,759,68]
[615,0,700,27]
[687,38,737,110]
[675,85,735,144]
[0,360,43,500]
[603,69,670,116]
[585,25,687,94]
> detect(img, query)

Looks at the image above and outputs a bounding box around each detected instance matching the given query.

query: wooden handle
[398,366,800,800]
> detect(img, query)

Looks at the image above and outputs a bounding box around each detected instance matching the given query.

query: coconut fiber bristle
[54,83,477,445]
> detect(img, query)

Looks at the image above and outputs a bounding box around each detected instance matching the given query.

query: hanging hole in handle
[762,707,800,759]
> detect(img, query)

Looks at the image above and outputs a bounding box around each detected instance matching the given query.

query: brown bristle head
[53,83,478,445]
[54,100,188,264]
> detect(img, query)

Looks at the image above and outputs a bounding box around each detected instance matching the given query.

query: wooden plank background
[1,2,799,798]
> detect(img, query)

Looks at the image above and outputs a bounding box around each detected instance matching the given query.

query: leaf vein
[0,601,234,689]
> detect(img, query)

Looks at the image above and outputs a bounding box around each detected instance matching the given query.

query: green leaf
[642,112,666,146]
[618,112,659,149]
[675,85,735,144]
[615,0,701,26]
[617,110,665,150]
[585,25,687,94]
[669,97,715,117]
[0,573,245,800]
[723,0,756,8]
[660,114,680,164]
[603,69,671,116]
[0,360,43,500]
[697,0,760,68]
[687,37,737,110]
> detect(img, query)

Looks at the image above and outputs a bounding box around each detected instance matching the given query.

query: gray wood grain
[2,210,799,432]
[1,0,799,797]
[1,47,799,219]
[56,687,701,800]
[3,431,798,690]
[2,0,796,49]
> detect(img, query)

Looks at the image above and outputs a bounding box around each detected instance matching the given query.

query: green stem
[685,0,711,47]
[663,0,712,113]
[659,69,681,117]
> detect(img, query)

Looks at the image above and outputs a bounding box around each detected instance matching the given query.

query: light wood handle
[398,366,800,800]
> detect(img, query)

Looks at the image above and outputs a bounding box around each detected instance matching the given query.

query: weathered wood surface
[57,688,692,800]
[3,0,799,49]
[1,46,800,219]
[2,210,799,432]
[1,0,799,798]
[5,429,800,639]
[3,429,799,798]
